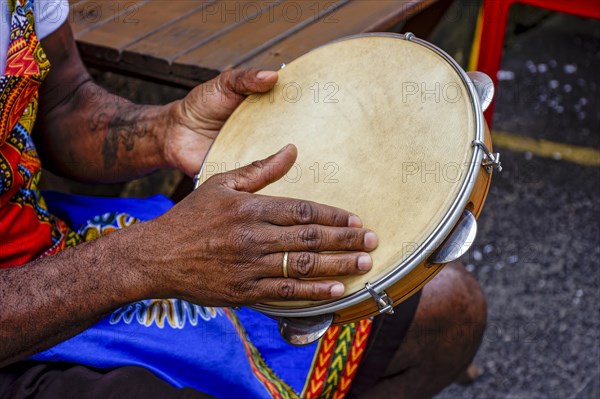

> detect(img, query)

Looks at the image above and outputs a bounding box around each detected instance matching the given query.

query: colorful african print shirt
[0,2,373,398]
[0,0,79,266]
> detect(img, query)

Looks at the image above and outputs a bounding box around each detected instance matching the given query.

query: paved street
[436,6,600,399]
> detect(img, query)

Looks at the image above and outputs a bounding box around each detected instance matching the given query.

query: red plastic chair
[476,0,600,126]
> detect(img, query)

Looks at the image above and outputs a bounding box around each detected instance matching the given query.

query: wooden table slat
[68,0,98,34]
[238,0,437,70]
[74,0,209,64]
[120,0,281,77]
[70,0,441,87]
[171,0,350,78]
[69,0,148,36]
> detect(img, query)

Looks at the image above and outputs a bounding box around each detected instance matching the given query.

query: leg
[359,261,487,399]
[0,361,215,399]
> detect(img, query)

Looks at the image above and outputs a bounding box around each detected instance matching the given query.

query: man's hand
[163,68,279,177]
[134,144,378,306]
[0,144,377,365]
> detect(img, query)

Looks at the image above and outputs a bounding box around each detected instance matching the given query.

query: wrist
[159,98,216,176]
[158,99,186,170]
[109,222,161,301]
[144,102,179,171]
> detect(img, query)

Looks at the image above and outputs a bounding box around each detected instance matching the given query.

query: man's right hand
[0,144,377,366]
[132,144,378,307]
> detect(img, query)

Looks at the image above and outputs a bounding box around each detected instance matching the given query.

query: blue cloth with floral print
[32,191,317,399]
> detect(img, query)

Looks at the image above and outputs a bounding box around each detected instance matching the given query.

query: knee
[433,261,487,331]
[445,261,486,351]
[374,263,487,398]
[414,261,487,370]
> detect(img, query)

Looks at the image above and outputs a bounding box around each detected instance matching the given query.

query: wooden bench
[68,0,449,87]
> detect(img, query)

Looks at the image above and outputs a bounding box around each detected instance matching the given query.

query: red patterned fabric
[0,0,80,268]
[302,319,372,399]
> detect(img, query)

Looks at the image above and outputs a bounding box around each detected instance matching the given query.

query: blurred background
[42,1,599,398]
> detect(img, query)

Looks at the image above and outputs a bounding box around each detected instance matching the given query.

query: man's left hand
[163,68,279,176]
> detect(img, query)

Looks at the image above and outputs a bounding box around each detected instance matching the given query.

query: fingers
[219,68,278,96]
[256,197,364,228]
[254,278,346,301]
[261,252,372,278]
[231,251,372,303]
[216,144,298,193]
[264,225,378,253]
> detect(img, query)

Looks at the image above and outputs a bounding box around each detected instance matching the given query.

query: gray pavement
[435,7,600,399]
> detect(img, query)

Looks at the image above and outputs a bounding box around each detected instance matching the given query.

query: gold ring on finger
[282,252,289,278]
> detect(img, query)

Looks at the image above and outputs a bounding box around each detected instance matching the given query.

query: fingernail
[364,232,379,250]
[277,144,291,154]
[330,283,345,297]
[357,255,372,271]
[348,215,363,228]
[257,70,277,80]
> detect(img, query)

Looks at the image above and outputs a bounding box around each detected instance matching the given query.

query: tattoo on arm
[89,102,150,170]
[102,104,149,170]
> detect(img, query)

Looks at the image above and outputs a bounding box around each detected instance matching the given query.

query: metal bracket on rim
[472,140,502,173]
[429,210,478,264]
[365,283,394,315]
[278,314,333,346]
[466,71,495,112]
[193,173,201,189]
[404,32,416,41]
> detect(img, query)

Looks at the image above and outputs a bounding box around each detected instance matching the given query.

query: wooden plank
[69,0,147,36]
[67,0,86,7]
[75,0,206,63]
[172,0,349,78]
[72,0,440,87]
[238,0,438,70]
[75,55,205,88]
[121,0,281,77]
[69,0,105,35]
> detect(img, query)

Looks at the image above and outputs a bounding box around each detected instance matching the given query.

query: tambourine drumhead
[197,34,480,309]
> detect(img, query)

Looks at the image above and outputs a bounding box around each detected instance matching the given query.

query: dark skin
[2,21,488,398]
[0,23,378,366]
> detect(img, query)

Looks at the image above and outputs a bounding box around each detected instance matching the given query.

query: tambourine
[194,33,501,345]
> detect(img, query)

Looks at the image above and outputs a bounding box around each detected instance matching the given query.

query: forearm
[34,22,278,181]
[0,227,149,367]
[35,80,175,183]
[32,22,177,183]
